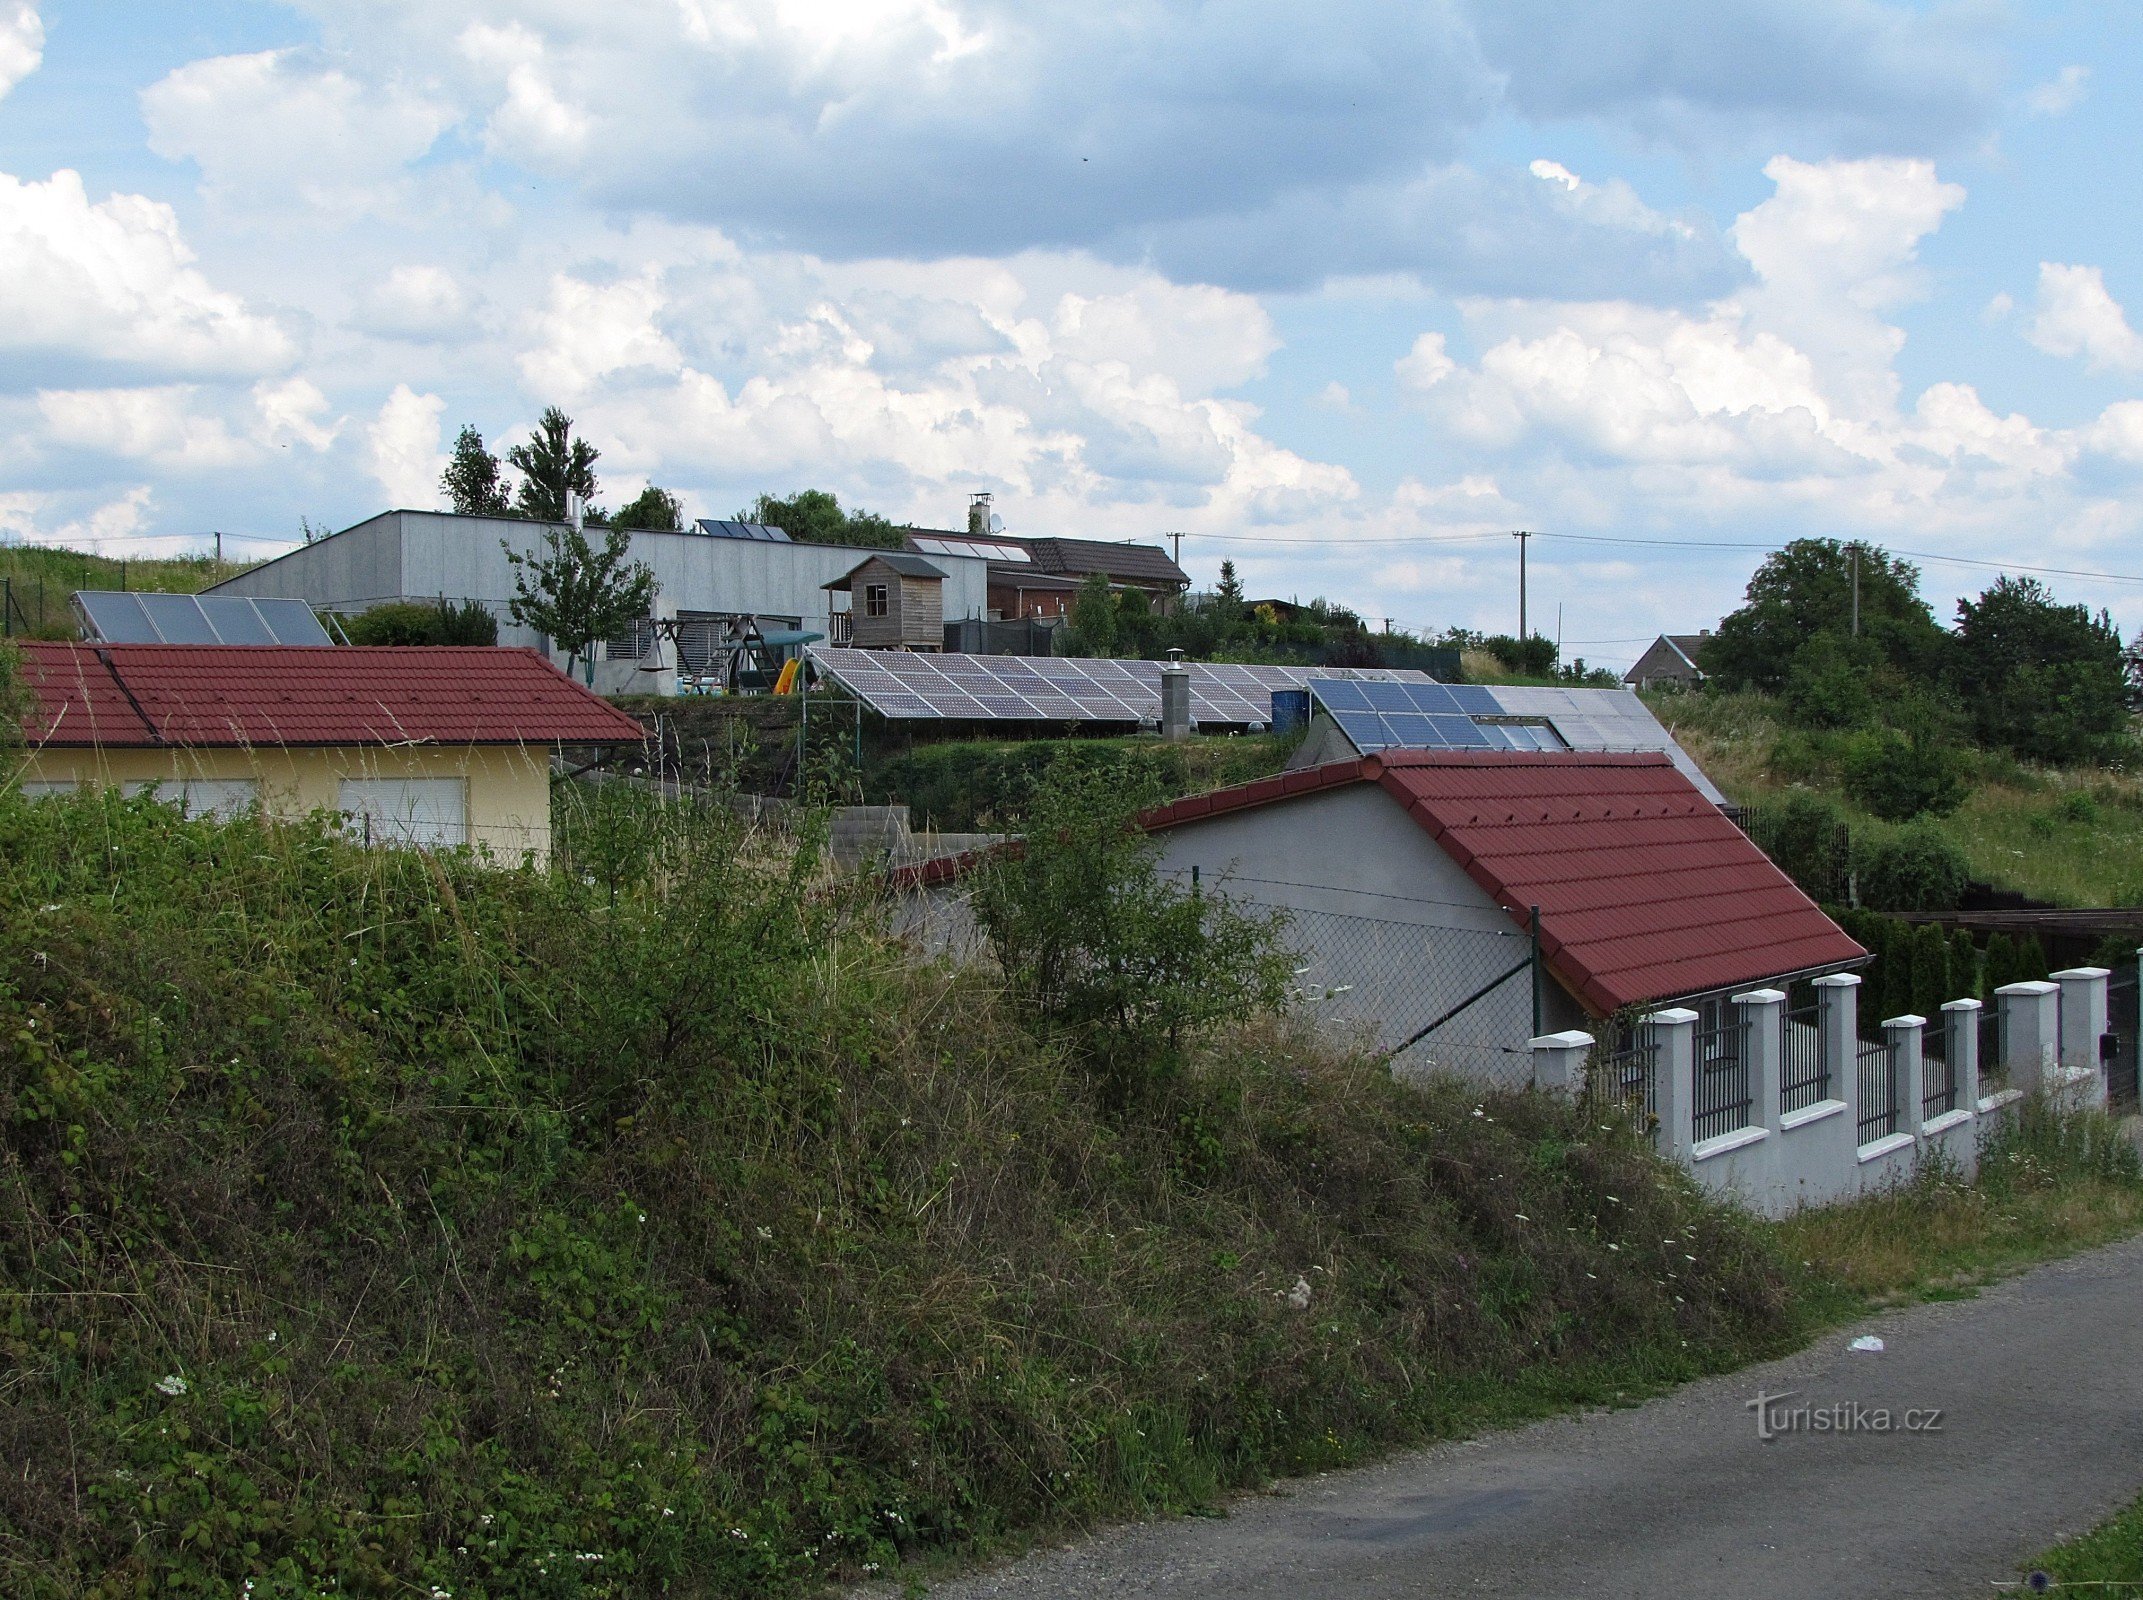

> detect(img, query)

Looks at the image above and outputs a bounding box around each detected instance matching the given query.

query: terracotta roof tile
[14,643,649,749]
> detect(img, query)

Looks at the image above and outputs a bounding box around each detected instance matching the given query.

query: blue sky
[1,1,2139,668]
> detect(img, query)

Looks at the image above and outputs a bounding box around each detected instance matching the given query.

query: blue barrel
[1270,688,1311,733]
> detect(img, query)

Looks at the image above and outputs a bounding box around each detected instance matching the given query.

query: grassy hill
[1648,688,2143,907]
[0,779,1802,1598]
[2,546,237,639]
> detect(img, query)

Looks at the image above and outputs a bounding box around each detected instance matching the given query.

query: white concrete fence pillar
[2051,966,2111,1111]
[1646,1006,1700,1164]
[1814,972,1863,1126]
[1885,1014,1924,1138]
[1529,1030,1593,1095]
[1942,998,1982,1115]
[1997,980,2061,1094]
[1734,987,1785,1137]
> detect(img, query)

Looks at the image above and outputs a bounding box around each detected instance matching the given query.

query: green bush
[341,597,500,646]
[1851,822,1970,912]
[868,734,1296,832]
[1747,790,1852,905]
[1841,728,1967,821]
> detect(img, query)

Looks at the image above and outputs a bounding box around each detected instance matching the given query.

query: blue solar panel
[1425,715,1492,748]
[1380,712,1440,745]
[1361,680,1421,715]
[1448,685,1500,714]
[1309,678,1373,712]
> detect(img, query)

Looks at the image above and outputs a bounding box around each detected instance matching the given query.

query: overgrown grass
[1773,1098,2143,1325]
[1650,688,2143,905]
[0,784,1799,1598]
[1,546,241,638]
[2013,1495,2143,1595]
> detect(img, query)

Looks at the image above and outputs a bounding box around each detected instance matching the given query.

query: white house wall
[1150,784,1588,1086]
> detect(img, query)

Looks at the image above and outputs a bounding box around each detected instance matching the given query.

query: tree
[612,486,686,532]
[1951,576,2129,765]
[508,408,603,524]
[1842,727,1967,821]
[1707,539,1949,694]
[1067,572,1119,657]
[972,758,1291,1099]
[1483,633,1556,677]
[738,489,906,550]
[502,524,657,681]
[440,425,513,517]
[1214,559,1246,619]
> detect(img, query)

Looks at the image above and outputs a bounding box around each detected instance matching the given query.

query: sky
[1,1,2140,670]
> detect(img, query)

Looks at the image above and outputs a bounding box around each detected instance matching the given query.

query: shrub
[971,759,1294,1097]
[342,597,499,646]
[1841,728,1968,821]
[1851,822,1969,912]
[2059,789,2101,824]
[1748,790,1853,904]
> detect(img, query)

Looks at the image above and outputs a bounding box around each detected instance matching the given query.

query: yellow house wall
[13,743,556,863]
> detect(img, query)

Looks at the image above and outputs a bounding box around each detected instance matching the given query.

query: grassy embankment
[0,780,1800,1599]
[1,547,233,638]
[1648,687,2143,907]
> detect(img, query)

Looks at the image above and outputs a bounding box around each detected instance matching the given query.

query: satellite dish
[989,514,1005,534]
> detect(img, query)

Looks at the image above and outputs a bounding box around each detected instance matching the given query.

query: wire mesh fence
[1269,903,1538,1089]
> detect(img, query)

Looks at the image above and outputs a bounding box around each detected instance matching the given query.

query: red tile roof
[1140,750,1866,1015]
[13,643,649,749]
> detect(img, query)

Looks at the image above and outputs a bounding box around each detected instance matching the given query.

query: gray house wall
[1149,784,1588,1085]
[210,511,991,690]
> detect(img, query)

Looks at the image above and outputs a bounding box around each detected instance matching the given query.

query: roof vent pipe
[1159,647,1191,743]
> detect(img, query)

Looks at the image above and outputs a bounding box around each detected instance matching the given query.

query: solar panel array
[694,519,791,542]
[1305,678,1570,753]
[75,590,332,647]
[1307,678,1726,803]
[808,647,1435,726]
[911,535,1030,563]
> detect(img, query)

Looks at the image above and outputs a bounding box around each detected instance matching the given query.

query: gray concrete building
[207,509,993,693]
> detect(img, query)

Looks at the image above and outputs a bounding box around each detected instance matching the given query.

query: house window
[865,583,890,618]
[17,780,77,800]
[127,777,261,819]
[340,777,469,850]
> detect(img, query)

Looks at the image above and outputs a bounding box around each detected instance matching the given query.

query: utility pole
[1850,544,1860,639]
[1167,531,1183,570]
[1512,529,1532,645]
[213,530,223,581]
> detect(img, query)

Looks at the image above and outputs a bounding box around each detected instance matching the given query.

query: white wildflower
[1285,1276,1312,1310]
[154,1374,187,1398]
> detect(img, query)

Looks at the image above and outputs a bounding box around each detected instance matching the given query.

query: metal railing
[1857,1034,1898,1143]
[1779,981,1827,1114]
[2111,969,2139,1112]
[1979,1005,2005,1088]
[1690,1005,1752,1143]
[1589,1022,1659,1141]
[1921,1018,1957,1120]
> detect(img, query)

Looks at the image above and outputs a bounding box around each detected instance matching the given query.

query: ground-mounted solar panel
[74,589,332,647]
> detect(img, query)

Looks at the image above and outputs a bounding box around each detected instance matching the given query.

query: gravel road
[886,1234,2143,1599]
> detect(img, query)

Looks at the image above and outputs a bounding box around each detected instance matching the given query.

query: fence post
[1814,973,1862,1126]
[1942,998,1982,1115]
[1997,980,2061,1094]
[2051,967,2111,1106]
[1886,1014,1924,1138]
[1529,1029,1593,1095]
[1646,1007,1699,1165]
[1733,987,1785,1137]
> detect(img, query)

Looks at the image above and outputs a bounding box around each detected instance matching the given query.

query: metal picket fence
[1857,1034,1899,1143]
[1921,1016,1957,1120]
[2110,967,2139,1112]
[1778,979,1827,1114]
[1690,998,1752,1142]
[1587,1020,1659,1142]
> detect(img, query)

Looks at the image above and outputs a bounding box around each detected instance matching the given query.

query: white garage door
[339,778,468,849]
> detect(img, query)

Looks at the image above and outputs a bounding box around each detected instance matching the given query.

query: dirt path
[897,1235,2143,1599]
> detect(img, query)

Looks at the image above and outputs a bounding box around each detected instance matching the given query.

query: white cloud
[2026,263,2143,373]
[360,265,474,340]
[517,270,684,397]
[253,377,341,452]
[0,2,40,102]
[0,169,291,377]
[0,485,156,551]
[2027,64,2089,117]
[1395,331,1456,391]
[36,386,253,469]
[459,23,589,164]
[366,386,447,508]
[142,50,455,213]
